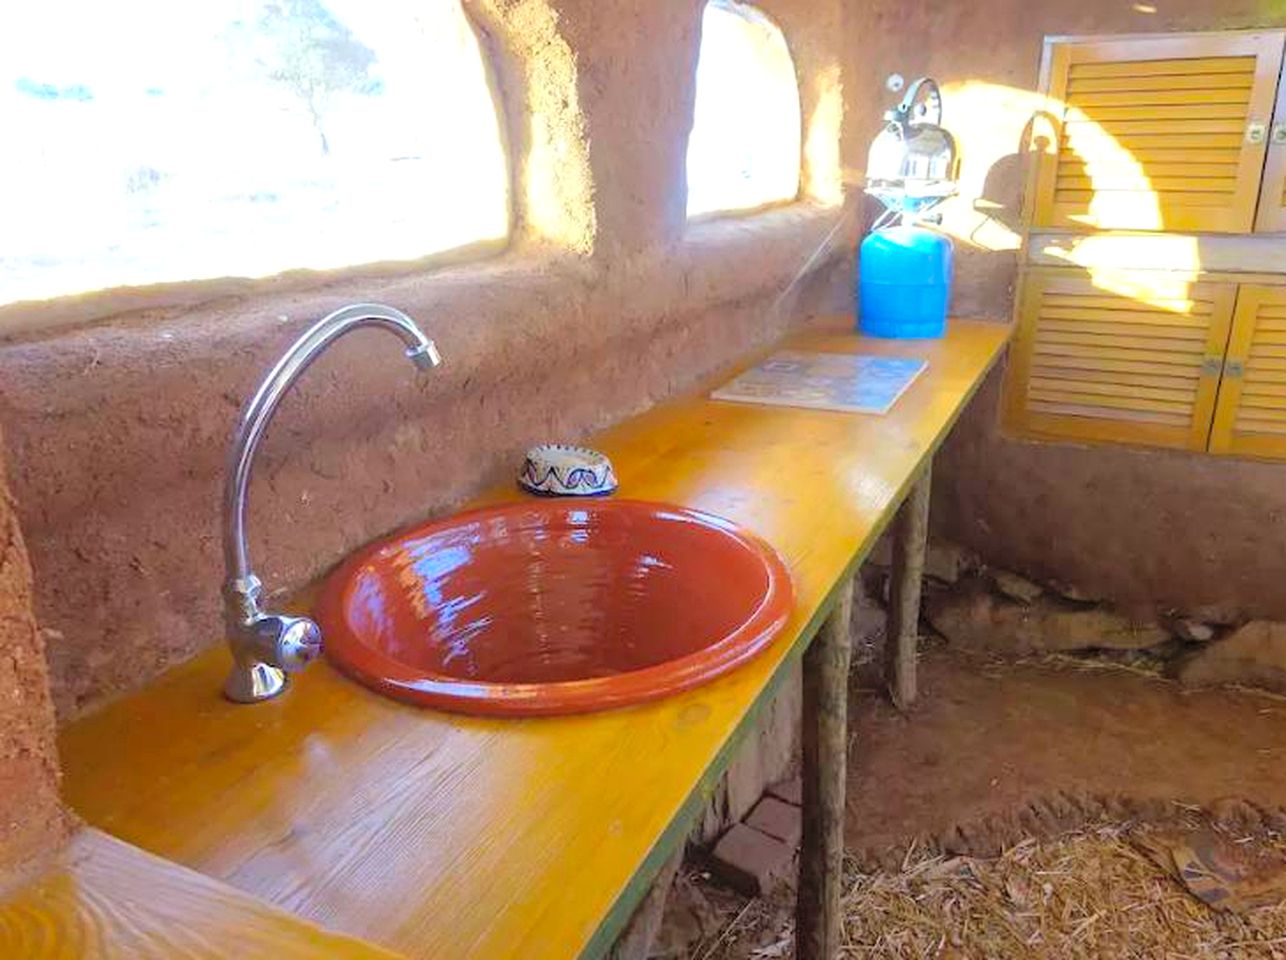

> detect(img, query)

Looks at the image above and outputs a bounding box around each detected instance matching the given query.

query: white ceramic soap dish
[519,444,617,497]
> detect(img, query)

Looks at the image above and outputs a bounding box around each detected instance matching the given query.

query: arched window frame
[685,0,803,219]
[0,0,511,310]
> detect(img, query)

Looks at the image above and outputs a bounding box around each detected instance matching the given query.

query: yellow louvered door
[1033,31,1286,233]
[1209,285,1286,458]
[1005,268,1236,450]
[1255,70,1286,232]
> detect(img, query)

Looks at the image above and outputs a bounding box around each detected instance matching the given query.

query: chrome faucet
[222,303,441,703]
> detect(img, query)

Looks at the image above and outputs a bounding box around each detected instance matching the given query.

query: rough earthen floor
[664,647,1286,958]
[847,647,1286,861]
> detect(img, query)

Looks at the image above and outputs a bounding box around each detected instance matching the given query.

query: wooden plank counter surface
[0,829,403,958]
[58,318,1010,959]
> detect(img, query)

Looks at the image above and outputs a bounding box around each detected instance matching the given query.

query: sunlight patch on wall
[936,80,1197,311]
[937,81,1163,249]
[0,0,509,306]
[1059,104,1163,232]
[803,65,844,207]
[491,0,595,254]
[1037,233,1201,310]
[936,81,1054,253]
[686,1,801,217]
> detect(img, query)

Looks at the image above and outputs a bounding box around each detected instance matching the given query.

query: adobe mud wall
[0,435,66,882]
[0,0,853,720]
[844,0,1286,620]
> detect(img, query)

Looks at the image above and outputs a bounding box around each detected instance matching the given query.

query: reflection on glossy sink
[315,499,794,716]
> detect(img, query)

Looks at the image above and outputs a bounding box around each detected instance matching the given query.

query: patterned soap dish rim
[518,443,618,497]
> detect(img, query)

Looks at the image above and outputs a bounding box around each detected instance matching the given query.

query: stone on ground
[1177,621,1286,695]
[709,823,794,897]
[767,776,802,806]
[650,872,722,959]
[1189,603,1243,626]
[850,581,887,657]
[924,540,969,584]
[862,536,970,585]
[745,796,801,848]
[990,568,1044,604]
[927,578,1168,655]
[1169,618,1217,644]
[1047,579,1100,604]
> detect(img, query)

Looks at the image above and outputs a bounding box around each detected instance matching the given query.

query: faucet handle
[267,615,324,673]
[222,613,320,704]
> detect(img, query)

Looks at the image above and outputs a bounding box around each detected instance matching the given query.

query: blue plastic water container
[857,225,953,339]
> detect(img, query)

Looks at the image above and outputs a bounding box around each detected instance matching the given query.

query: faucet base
[223,662,287,703]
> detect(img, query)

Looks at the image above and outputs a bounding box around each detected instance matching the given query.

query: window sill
[0,201,851,347]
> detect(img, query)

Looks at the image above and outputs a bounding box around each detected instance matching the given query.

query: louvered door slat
[1060,162,1240,179]
[1053,190,1238,208]
[1067,56,1262,78]
[1055,176,1237,193]
[1005,268,1236,450]
[1038,319,1209,340]
[1210,286,1286,458]
[1239,401,1286,419]
[1066,118,1248,135]
[1243,380,1286,397]
[1032,32,1286,233]
[1069,103,1251,121]
[1067,71,1254,93]
[1078,132,1246,150]
[1037,329,1207,351]
[1030,364,1200,389]
[1029,375,1197,400]
[1069,89,1253,107]
[1038,304,1212,324]
[1249,356,1286,374]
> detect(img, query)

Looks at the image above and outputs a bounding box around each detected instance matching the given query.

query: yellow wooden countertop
[0,829,404,958]
[58,318,1009,959]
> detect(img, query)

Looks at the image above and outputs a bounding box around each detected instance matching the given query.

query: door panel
[1033,31,1286,233]
[1005,267,1236,450]
[1255,57,1286,232]
[1210,285,1286,458]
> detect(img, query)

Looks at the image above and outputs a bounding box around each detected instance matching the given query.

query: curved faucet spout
[221,303,440,703]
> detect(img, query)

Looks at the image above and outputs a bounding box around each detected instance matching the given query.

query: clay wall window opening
[0,0,509,307]
[686,0,802,218]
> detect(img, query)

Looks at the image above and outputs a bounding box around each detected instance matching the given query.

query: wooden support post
[795,585,853,960]
[886,459,932,711]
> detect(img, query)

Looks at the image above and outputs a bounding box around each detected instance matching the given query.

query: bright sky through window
[0,0,509,306]
[686,1,801,217]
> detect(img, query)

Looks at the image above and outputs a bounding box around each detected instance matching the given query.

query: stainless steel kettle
[866,77,959,216]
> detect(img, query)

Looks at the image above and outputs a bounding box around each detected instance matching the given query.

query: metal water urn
[865,77,960,216]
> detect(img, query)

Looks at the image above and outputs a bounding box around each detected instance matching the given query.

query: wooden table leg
[795,586,853,960]
[886,459,932,711]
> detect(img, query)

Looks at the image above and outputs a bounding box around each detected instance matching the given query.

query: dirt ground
[657,647,1286,959]
[846,647,1286,862]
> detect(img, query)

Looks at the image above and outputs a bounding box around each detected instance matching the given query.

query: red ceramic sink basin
[315,499,794,716]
